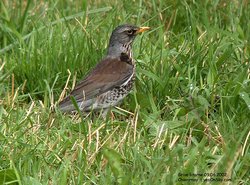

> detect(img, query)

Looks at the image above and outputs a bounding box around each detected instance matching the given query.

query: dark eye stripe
[127,29,135,35]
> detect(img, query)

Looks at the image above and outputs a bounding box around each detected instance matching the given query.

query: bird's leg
[100,108,116,121]
[101,108,109,119]
[110,110,115,121]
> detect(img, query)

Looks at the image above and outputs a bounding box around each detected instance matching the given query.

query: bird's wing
[59,56,134,110]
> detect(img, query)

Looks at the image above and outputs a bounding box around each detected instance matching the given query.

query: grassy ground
[0,0,250,184]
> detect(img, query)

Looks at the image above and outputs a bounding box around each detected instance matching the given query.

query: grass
[0,0,250,184]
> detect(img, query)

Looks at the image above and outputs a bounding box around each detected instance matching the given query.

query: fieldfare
[59,24,150,114]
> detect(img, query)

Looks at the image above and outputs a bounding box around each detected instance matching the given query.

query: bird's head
[109,24,150,45]
[109,24,150,46]
[107,24,150,57]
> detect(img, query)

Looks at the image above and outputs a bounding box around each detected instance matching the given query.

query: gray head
[107,24,150,57]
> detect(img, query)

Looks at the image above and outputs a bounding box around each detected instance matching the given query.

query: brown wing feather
[59,56,133,109]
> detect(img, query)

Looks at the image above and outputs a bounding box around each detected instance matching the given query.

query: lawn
[0,0,249,184]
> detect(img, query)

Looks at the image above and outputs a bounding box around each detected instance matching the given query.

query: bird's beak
[136,26,150,34]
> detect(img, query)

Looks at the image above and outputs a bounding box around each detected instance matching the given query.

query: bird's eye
[127,30,134,35]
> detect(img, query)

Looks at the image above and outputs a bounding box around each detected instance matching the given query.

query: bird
[59,24,150,115]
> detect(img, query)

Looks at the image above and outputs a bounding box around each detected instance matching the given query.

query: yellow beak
[136,26,150,34]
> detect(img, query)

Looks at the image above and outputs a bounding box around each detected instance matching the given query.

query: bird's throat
[107,42,133,60]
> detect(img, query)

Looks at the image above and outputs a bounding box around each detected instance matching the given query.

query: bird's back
[59,54,134,112]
